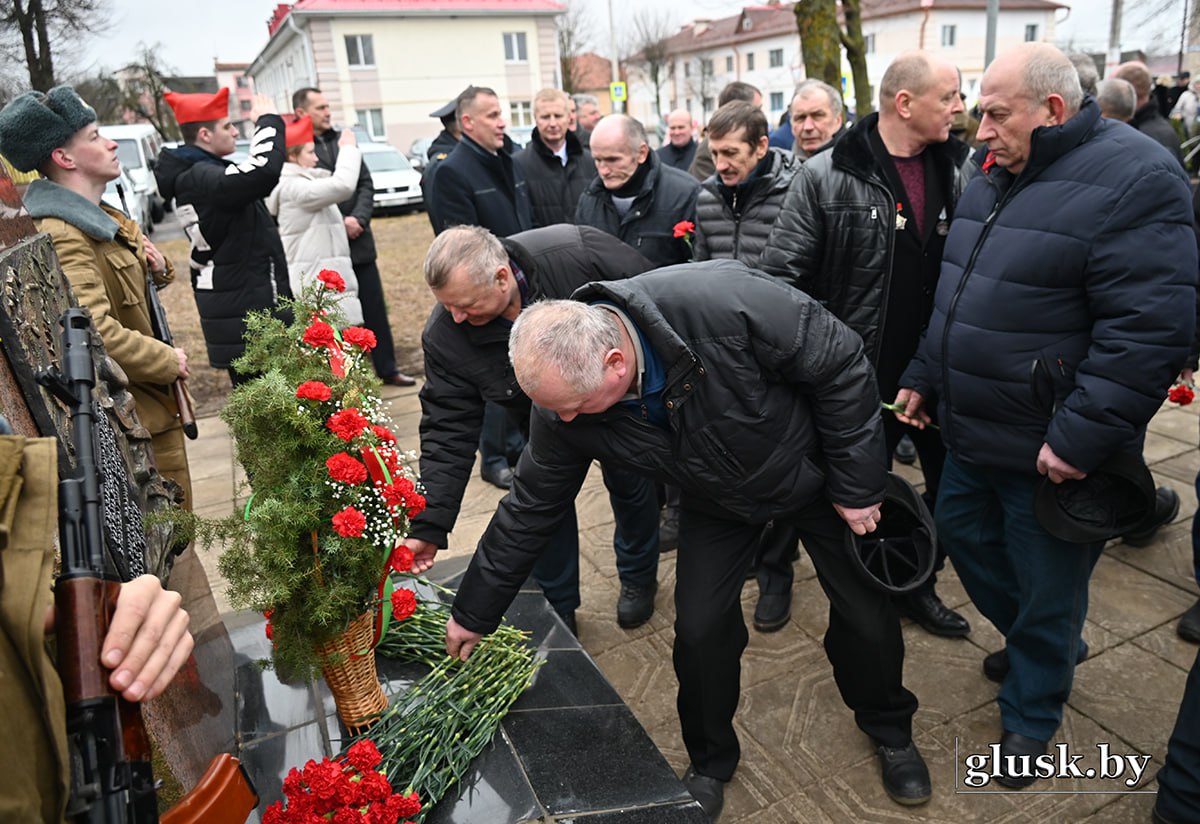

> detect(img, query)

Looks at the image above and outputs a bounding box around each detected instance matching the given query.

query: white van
[99,123,166,224]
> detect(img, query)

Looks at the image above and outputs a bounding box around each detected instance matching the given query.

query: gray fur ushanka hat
[0,85,97,172]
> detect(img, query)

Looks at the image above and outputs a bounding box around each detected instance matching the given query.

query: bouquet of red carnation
[1168,382,1195,406]
[210,274,426,680]
[262,740,422,824]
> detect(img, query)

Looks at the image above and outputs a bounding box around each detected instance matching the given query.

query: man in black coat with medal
[762,51,973,638]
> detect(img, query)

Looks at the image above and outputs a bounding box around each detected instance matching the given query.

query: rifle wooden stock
[171,379,197,440]
[161,754,258,824]
[44,308,255,822]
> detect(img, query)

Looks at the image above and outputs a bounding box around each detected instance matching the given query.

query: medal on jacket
[894,202,907,231]
[935,206,949,236]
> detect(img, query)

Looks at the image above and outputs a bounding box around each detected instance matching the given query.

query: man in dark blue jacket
[441,265,933,819]
[897,43,1197,788]
[430,85,533,237]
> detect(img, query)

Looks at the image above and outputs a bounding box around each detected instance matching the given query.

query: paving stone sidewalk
[187,382,1200,823]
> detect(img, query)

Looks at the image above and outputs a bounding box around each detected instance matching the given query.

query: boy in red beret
[155,89,291,386]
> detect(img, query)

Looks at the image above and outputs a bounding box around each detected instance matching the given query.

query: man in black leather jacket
[761,51,973,640]
[406,224,661,632]
[440,263,932,819]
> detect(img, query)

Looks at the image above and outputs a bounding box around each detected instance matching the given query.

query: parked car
[408,137,434,171]
[360,143,423,213]
[99,123,166,223]
[101,167,152,234]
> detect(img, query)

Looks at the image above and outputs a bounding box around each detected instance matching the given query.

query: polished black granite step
[229,555,707,823]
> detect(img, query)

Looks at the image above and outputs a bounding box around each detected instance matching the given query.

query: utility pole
[985,0,999,67]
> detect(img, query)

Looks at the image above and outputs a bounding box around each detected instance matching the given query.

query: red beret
[164,88,230,125]
[286,115,314,147]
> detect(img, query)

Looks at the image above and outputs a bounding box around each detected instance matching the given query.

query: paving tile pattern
[186,384,1200,822]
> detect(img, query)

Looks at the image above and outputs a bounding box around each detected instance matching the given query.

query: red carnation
[371,425,396,443]
[405,492,426,517]
[303,320,337,348]
[317,269,347,292]
[391,587,418,621]
[1168,384,1195,406]
[393,791,421,818]
[332,808,361,824]
[380,477,414,509]
[327,408,370,442]
[296,381,332,401]
[345,739,383,772]
[332,506,367,537]
[262,802,285,824]
[264,621,274,641]
[673,220,695,239]
[356,769,393,804]
[326,452,369,485]
[387,545,414,573]
[343,326,377,351]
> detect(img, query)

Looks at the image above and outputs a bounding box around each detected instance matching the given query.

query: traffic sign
[609,82,627,103]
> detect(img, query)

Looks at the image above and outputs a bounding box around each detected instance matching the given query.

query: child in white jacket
[267,115,365,324]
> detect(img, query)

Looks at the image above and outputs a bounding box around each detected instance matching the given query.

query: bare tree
[120,43,181,141]
[0,0,111,91]
[626,9,676,119]
[74,73,123,122]
[557,0,593,93]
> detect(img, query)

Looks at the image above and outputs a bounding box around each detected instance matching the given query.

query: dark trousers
[675,495,917,780]
[1190,469,1200,588]
[884,414,948,595]
[1156,648,1200,823]
[479,402,524,473]
[532,462,661,614]
[937,454,1102,741]
[353,259,399,379]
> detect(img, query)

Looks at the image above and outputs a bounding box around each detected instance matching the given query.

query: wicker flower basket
[315,610,389,733]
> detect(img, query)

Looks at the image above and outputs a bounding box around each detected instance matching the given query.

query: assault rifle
[116,182,197,440]
[38,307,256,823]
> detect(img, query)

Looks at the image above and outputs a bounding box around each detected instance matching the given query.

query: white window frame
[345,34,375,67]
[866,33,876,54]
[768,48,783,68]
[1024,23,1039,41]
[509,101,533,127]
[503,32,528,63]
[769,91,784,111]
[355,108,385,141]
[941,25,956,47]
[747,52,756,71]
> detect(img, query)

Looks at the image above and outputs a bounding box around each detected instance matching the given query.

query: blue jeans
[531,462,661,614]
[1190,469,1200,588]
[937,454,1102,741]
[1156,647,1200,822]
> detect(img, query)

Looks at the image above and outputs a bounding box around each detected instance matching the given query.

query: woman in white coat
[267,115,364,324]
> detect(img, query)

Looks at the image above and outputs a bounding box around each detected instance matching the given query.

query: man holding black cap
[293,87,416,387]
[895,44,1195,786]
[436,262,933,819]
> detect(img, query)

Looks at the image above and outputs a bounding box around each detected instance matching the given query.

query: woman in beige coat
[267,116,364,324]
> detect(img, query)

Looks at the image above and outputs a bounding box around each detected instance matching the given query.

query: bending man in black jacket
[293,87,416,386]
[406,224,661,631]
[439,263,931,819]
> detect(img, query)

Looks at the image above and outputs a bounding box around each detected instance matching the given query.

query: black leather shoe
[1122,486,1181,547]
[617,581,657,628]
[659,507,679,553]
[1178,598,1200,644]
[682,765,725,821]
[983,644,1088,683]
[895,434,917,466]
[995,731,1047,788]
[480,464,514,490]
[382,371,417,387]
[555,609,577,637]
[898,590,970,637]
[875,741,931,806]
[753,591,792,632]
